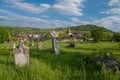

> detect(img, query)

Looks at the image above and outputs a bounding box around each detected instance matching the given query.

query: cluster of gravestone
[13,31,60,66]
[94,53,120,72]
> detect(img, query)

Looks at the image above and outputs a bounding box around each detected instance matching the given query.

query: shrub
[112,33,120,42]
[0,27,10,43]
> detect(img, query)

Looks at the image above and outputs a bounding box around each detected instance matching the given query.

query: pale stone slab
[13,41,29,66]
[14,53,29,66]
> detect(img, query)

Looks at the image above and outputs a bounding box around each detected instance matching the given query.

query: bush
[0,27,10,43]
[112,33,120,42]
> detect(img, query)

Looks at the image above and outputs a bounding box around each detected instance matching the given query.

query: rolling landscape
[0,0,120,80]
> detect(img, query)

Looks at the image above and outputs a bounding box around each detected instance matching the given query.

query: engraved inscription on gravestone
[13,40,29,66]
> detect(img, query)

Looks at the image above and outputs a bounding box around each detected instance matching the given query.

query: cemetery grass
[0,42,120,80]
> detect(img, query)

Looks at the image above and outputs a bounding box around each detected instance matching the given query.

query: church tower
[67,27,72,36]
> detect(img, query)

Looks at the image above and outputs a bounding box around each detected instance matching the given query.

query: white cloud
[0,16,12,21]
[3,0,51,14]
[70,17,81,22]
[0,9,74,28]
[54,19,76,27]
[53,0,85,16]
[108,0,120,6]
[102,0,120,15]
[2,0,85,16]
[92,15,120,32]
[103,8,120,14]
[41,15,50,18]
[70,17,90,25]
[99,0,120,32]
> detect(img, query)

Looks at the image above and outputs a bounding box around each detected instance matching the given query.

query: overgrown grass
[0,42,120,80]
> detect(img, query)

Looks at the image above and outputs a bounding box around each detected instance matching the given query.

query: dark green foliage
[91,27,105,42]
[112,33,120,42]
[101,32,113,41]
[0,27,10,43]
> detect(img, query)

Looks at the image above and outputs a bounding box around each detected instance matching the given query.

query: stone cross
[50,31,60,55]
[13,40,29,66]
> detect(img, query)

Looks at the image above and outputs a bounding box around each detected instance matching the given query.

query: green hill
[0,24,113,36]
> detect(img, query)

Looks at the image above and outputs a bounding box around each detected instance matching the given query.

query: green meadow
[0,42,120,80]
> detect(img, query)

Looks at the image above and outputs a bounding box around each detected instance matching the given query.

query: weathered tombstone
[104,53,119,71]
[50,31,60,55]
[29,34,34,46]
[13,40,29,66]
[94,53,120,72]
[39,34,44,42]
[38,42,43,50]
[52,38,60,54]
[104,60,118,71]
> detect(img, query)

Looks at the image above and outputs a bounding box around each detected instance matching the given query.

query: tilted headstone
[13,40,29,66]
[52,38,60,54]
[50,31,60,55]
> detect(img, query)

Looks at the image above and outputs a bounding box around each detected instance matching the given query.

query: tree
[0,27,10,43]
[91,27,105,42]
[83,31,91,41]
[58,32,70,40]
[112,32,120,42]
[101,32,112,41]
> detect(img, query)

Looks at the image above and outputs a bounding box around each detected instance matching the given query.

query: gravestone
[13,40,29,66]
[29,34,34,46]
[52,38,60,54]
[94,53,120,72]
[50,31,60,55]
[38,42,43,50]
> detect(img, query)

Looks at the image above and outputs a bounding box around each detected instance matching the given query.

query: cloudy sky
[0,0,120,32]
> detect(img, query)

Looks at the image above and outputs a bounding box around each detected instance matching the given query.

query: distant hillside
[0,24,113,36]
[1,26,50,36]
[69,24,113,33]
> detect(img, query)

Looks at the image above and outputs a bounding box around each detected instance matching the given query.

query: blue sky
[0,0,120,32]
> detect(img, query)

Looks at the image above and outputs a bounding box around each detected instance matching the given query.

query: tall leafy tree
[0,27,10,43]
[91,27,105,42]
[58,32,70,40]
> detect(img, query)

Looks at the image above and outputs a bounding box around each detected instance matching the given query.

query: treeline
[1,24,120,43]
[0,24,113,36]
[91,27,120,42]
[4,26,50,36]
